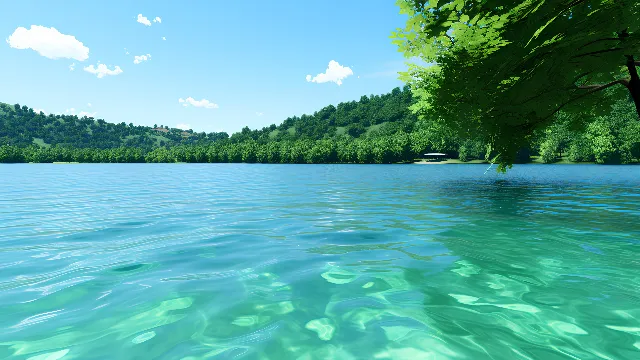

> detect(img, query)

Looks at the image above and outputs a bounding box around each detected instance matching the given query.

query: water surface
[0,164,639,359]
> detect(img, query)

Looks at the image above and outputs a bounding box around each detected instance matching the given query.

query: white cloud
[87,103,92,107]
[69,63,75,71]
[78,111,97,118]
[137,14,151,26]
[33,108,46,114]
[6,25,89,61]
[178,97,218,109]
[133,54,151,64]
[64,107,96,117]
[84,63,123,78]
[162,37,166,41]
[176,123,190,130]
[306,60,353,86]
[153,17,162,23]
[256,112,264,116]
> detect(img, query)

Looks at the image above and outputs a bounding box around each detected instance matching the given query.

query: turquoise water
[0,164,639,360]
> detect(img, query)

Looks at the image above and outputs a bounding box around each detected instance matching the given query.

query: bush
[587,119,621,164]
[567,137,595,162]
[458,139,485,162]
[539,139,559,163]
[458,144,470,162]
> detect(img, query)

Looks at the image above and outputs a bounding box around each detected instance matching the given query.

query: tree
[392,0,640,171]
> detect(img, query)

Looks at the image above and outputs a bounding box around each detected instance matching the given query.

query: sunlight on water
[0,164,639,359]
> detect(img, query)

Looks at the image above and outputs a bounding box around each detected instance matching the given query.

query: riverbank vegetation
[0,95,640,164]
[392,0,640,171]
[1,90,638,164]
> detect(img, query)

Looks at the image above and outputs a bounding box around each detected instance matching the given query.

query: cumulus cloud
[78,111,97,118]
[133,54,151,64]
[33,108,46,114]
[162,37,166,41]
[176,123,191,130]
[87,103,92,107]
[306,60,354,86]
[84,63,123,78]
[64,107,96,118]
[256,112,264,116]
[153,17,162,23]
[178,97,218,109]
[6,25,89,61]
[137,14,151,26]
[69,63,75,71]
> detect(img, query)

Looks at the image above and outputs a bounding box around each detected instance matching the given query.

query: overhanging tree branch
[625,55,640,119]
[578,38,622,50]
[577,79,629,90]
[571,48,624,59]
[571,71,592,85]
[515,79,630,131]
[548,79,629,117]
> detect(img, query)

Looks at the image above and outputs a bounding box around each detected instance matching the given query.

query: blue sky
[0,0,410,134]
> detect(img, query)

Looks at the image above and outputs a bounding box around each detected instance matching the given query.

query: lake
[0,164,639,359]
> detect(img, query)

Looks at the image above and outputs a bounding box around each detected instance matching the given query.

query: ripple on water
[0,164,639,359]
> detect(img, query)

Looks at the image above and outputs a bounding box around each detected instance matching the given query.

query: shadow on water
[111,264,147,273]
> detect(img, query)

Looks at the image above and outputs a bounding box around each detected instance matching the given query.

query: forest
[1,86,639,164]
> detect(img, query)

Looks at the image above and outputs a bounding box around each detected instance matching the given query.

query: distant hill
[227,86,417,143]
[0,102,226,150]
[0,86,417,149]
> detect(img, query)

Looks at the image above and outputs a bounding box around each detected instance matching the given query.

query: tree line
[1,98,638,164]
[0,134,417,164]
[1,84,639,164]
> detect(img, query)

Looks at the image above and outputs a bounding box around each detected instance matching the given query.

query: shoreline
[410,156,635,165]
[412,160,599,165]
[5,157,636,165]
[9,161,635,165]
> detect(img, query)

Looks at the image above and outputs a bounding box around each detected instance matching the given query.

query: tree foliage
[533,100,640,164]
[392,0,640,171]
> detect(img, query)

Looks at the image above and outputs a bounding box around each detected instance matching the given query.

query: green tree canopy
[392,0,640,170]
